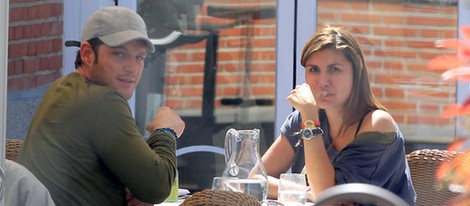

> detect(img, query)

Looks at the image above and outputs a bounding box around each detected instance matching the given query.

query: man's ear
[80,42,96,66]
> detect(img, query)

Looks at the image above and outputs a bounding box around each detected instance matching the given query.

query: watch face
[302,129,313,138]
[302,127,323,140]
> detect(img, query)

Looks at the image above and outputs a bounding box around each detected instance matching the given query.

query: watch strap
[154,128,177,140]
[302,120,320,129]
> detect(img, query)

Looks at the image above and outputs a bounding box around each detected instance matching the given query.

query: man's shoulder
[55,73,125,99]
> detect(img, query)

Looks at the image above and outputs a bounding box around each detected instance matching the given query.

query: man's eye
[113,52,125,57]
[136,56,146,61]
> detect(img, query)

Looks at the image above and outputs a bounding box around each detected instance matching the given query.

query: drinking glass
[278,173,307,206]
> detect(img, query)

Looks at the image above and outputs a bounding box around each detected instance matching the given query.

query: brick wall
[7,0,63,139]
[8,0,63,91]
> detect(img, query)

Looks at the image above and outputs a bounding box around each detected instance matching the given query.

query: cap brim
[64,40,81,47]
[99,30,155,53]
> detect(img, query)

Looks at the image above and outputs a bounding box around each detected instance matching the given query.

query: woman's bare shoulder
[362,110,397,133]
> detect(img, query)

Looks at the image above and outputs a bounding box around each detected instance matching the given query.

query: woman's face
[304,48,354,111]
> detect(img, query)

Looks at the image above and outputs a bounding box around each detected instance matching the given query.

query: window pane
[137,0,277,191]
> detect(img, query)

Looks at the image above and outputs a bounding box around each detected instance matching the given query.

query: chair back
[181,189,260,206]
[314,183,409,206]
[5,139,23,162]
[406,149,463,206]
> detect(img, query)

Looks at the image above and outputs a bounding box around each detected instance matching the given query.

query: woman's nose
[318,74,330,88]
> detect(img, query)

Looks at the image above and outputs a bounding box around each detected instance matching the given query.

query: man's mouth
[118,77,135,83]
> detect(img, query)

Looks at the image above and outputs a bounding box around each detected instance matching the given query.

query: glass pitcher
[222,128,268,201]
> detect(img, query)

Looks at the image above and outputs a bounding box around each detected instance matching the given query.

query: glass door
[136,0,278,191]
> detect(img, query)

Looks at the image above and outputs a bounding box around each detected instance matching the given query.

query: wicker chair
[406,149,464,206]
[181,189,260,206]
[5,139,23,162]
[314,183,409,206]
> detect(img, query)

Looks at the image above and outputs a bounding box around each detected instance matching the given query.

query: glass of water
[278,173,307,206]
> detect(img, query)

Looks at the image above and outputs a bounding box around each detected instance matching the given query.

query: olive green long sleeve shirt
[17,72,176,206]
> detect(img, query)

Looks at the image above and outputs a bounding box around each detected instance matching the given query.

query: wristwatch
[301,120,323,140]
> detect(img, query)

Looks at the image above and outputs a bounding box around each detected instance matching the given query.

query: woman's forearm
[303,137,336,196]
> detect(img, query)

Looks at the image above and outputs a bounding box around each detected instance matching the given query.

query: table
[154,200,184,206]
[154,199,316,206]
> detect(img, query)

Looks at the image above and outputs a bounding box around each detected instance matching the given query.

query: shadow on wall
[6,85,49,140]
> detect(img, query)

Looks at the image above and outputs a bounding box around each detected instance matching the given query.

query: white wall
[275,0,316,138]
[0,0,8,204]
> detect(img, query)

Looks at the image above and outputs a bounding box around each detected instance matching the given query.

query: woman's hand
[287,83,320,118]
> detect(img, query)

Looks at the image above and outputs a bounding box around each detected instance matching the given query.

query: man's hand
[126,189,153,206]
[146,106,185,138]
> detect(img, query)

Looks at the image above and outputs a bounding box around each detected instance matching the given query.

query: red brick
[217,87,242,96]
[37,71,59,86]
[407,16,456,27]
[8,43,27,58]
[23,58,39,74]
[251,86,275,95]
[318,1,349,9]
[188,75,204,84]
[407,115,450,125]
[37,3,63,19]
[385,88,405,98]
[49,55,63,70]
[9,7,27,22]
[372,3,404,12]
[27,41,37,56]
[14,60,24,75]
[11,0,37,3]
[7,61,15,76]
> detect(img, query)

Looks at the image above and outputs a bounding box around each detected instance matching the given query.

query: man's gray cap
[65,6,155,53]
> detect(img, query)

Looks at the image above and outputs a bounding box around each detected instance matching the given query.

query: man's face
[89,40,148,99]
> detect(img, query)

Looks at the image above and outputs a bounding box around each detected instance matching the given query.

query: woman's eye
[330,66,341,72]
[309,66,320,73]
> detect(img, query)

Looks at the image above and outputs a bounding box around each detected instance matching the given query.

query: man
[17,6,185,206]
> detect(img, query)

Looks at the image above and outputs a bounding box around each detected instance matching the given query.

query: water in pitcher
[223,178,268,201]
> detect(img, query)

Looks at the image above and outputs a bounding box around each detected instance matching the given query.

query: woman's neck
[324,109,346,139]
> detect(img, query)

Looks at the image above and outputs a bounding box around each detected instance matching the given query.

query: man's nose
[123,58,140,73]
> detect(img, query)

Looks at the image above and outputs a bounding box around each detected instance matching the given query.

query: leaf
[442,104,464,118]
[461,26,470,42]
[427,55,467,70]
[442,67,470,81]
[442,96,470,118]
[435,39,460,50]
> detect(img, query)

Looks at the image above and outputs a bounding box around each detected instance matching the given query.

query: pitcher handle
[224,128,237,163]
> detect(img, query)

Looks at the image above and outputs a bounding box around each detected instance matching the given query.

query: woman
[262,25,416,205]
